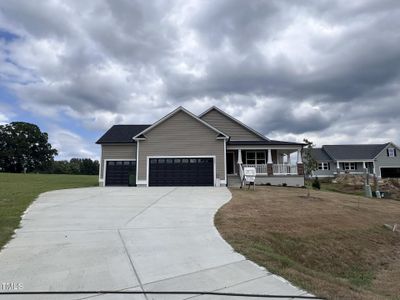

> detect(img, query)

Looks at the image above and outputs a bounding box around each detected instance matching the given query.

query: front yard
[215,186,400,299]
[0,173,98,250]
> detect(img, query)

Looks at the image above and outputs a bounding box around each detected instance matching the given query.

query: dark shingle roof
[96,125,151,144]
[228,140,305,146]
[310,148,333,161]
[322,144,389,160]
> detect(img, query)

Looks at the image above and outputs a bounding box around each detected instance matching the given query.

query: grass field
[0,173,98,250]
[215,187,400,299]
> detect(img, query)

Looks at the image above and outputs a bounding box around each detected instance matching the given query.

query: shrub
[266,182,271,186]
[282,183,287,187]
[312,177,321,190]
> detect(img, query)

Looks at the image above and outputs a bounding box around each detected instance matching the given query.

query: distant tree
[51,160,70,174]
[80,158,99,175]
[46,158,99,175]
[303,138,318,197]
[303,138,318,178]
[0,122,57,172]
[69,158,81,174]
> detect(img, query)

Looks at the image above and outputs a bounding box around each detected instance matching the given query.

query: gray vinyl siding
[312,162,335,177]
[339,162,364,172]
[100,144,137,179]
[138,110,225,183]
[375,144,400,177]
[201,109,264,141]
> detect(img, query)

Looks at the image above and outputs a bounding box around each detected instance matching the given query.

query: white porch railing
[273,164,298,175]
[242,164,268,175]
[242,164,298,175]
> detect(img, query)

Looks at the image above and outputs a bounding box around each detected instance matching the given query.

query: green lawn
[0,173,98,250]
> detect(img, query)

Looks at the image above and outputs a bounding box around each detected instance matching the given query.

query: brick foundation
[267,163,273,176]
[297,163,304,175]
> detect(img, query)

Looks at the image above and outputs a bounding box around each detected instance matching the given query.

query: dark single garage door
[149,157,214,186]
[105,161,136,186]
[381,167,400,178]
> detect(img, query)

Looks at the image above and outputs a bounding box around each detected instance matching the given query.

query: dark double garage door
[149,157,214,186]
[105,157,214,186]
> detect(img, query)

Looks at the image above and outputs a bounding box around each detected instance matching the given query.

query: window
[246,151,266,165]
[343,162,356,170]
[318,162,329,170]
[387,148,397,157]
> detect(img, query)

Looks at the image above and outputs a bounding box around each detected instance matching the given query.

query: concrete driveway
[0,187,310,299]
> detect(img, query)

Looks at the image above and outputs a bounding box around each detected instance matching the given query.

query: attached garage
[381,167,400,178]
[105,160,136,186]
[149,157,214,186]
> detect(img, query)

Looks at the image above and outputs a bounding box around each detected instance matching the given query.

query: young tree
[0,122,58,172]
[303,138,318,197]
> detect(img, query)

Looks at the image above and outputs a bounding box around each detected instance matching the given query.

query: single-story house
[96,106,305,187]
[310,143,400,178]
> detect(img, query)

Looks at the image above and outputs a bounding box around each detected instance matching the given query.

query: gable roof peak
[132,106,229,140]
[199,106,269,141]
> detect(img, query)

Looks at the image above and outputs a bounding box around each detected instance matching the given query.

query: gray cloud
[0,0,399,158]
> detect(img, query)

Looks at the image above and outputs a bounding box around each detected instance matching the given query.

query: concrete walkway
[0,187,310,299]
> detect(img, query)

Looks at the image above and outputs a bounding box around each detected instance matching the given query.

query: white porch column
[267,149,272,164]
[297,149,302,163]
[363,161,366,169]
[237,149,243,164]
[337,161,340,169]
[286,153,291,164]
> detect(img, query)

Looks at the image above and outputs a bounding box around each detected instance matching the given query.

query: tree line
[0,121,98,175]
[47,158,99,175]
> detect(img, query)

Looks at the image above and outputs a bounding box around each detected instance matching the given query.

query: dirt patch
[215,186,400,299]
[316,175,400,201]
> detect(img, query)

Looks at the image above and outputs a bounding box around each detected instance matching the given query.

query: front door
[227,152,235,174]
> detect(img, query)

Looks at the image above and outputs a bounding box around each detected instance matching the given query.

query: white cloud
[48,128,98,161]
[0,0,399,157]
[0,112,9,125]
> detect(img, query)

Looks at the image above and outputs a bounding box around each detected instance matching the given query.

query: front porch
[227,148,304,176]
[226,146,305,187]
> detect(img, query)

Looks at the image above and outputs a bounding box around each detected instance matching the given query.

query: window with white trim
[343,162,356,170]
[246,151,266,165]
[318,162,329,170]
[387,148,396,157]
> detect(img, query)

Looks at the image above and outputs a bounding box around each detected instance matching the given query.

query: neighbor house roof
[228,140,305,146]
[320,144,390,160]
[310,148,333,161]
[96,125,151,144]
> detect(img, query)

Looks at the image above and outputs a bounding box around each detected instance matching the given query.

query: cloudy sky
[0,0,399,160]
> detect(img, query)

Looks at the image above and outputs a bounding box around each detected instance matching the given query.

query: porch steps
[227,174,242,187]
